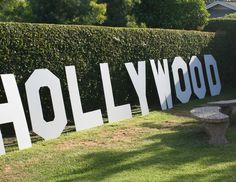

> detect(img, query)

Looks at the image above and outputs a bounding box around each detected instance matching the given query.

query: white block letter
[25,69,67,140]
[204,55,221,96]
[125,61,149,115]
[100,63,132,122]
[0,132,5,155]
[150,59,173,110]
[189,56,206,99]
[172,57,192,103]
[0,74,31,155]
[65,66,103,131]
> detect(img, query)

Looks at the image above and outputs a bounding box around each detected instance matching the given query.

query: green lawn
[1,88,236,182]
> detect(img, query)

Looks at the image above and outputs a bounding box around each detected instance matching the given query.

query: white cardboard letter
[0,131,5,155]
[172,57,192,103]
[150,59,173,110]
[189,56,206,99]
[125,61,149,115]
[204,55,222,96]
[65,66,103,131]
[25,69,67,140]
[0,74,31,155]
[100,63,132,122]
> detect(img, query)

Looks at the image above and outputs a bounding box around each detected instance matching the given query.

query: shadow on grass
[53,88,236,181]
[54,119,236,182]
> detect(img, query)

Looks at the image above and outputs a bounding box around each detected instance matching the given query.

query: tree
[0,0,209,30]
[0,0,32,22]
[135,0,209,30]
[29,0,107,25]
[224,12,236,19]
[99,0,144,27]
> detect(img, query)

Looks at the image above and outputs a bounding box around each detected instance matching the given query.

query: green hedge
[204,19,236,86]
[205,18,236,30]
[0,23,221,128]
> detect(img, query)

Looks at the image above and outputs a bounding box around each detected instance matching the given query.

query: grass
[0,88,236,182]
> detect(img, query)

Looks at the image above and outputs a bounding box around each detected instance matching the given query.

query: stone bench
[190,106,229,145]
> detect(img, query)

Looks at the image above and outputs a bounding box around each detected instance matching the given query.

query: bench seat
[190,106,229,123]
[190,106,229,145]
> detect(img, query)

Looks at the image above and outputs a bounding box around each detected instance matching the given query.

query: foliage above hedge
[224,13,236,19]
[29,0,107,25]
[0,0,209,30]
[135,0,209,29]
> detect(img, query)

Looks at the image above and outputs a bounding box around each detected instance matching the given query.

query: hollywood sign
[0,55,221,155]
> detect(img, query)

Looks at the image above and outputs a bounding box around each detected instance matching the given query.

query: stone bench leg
[203,120,229,145]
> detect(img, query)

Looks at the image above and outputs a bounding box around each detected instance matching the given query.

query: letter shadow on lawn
[54,118,236,182]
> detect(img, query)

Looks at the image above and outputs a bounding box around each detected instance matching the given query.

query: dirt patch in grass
[2,163,29,181]
[56,137,109,151]
[111,127,149,141]
[55,120,198,152]
[4,165,13,174]
[56,125,155,151]
[56,140,81,151]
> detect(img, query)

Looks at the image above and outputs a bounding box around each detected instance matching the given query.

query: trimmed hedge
[0,23,222,129]
[204,19,236,86]
[205,19,236,32]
